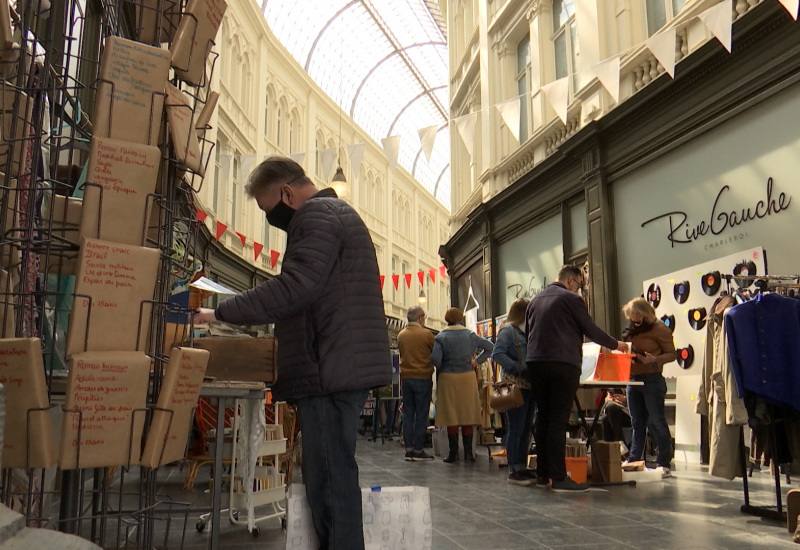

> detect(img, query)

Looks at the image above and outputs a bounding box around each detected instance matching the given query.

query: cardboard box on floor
[591,440,623,483]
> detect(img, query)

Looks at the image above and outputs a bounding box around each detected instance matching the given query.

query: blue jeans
[295,389,369,550]
[505,388,535,473]
[401,378,433,451]
[627,373,673,468]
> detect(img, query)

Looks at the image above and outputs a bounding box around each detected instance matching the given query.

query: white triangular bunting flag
[241,155,255,180]
[463,278,480,332]
[417,125,438,162]
[778,0,799,20]
[698,0,733,53]
[578,65,596,91]
[645,27,677,78]
[290,152,306,167]
[381,135,401,172]
[319,148,336,181]
[453,112,478,158]
[495,97,521,142]
[594,55,621,102]
[541,77,570,125]
[348,143,365,179]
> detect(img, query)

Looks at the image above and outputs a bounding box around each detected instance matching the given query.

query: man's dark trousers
[529,360,580,481]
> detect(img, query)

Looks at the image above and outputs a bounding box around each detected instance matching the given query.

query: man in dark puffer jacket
[194,156,391,549]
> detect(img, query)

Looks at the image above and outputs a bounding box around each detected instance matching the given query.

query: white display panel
[641,246,766,378]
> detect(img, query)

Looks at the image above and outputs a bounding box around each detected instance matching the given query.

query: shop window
[646,0,686,36]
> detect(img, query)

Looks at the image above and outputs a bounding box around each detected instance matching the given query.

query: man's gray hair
[245,156,311,198]
[406,306,425,323]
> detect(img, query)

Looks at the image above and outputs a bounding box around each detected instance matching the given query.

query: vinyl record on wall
[688,307,707,331]
[676,345,694,369]
[733,260,758,287]
[701,271,722,296]
[646,283,661,309]
[733,260,757,278]
[660,314,676,333]
[673,281,690,304]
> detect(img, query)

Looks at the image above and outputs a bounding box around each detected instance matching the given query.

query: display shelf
[229,485,286,509]
[257,438,287,456]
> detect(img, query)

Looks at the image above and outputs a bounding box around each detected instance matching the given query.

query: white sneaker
[657,466,672,478]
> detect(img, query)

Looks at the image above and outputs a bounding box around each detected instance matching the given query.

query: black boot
[443,433,459,463]
[463,433,475,463]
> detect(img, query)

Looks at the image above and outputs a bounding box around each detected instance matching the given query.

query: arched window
[375,178,384,217]
[553,0,577,94]
[276,104,283,148]
[645,0,686,36]
[265,87,275,140]
[516,34,531,142]
[241,55,252,111]
[315,133,324,178]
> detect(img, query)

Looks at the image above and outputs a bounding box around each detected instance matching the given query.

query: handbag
[489,383,524,411]
[489,328,526,412]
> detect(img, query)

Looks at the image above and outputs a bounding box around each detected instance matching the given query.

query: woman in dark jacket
[492,298,535,485]
[622,297,678,478]
[431,307,494,463]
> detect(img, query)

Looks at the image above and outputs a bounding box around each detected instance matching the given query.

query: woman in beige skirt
[431,307,494,463]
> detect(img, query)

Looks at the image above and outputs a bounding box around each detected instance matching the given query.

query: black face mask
[265,198,295,232]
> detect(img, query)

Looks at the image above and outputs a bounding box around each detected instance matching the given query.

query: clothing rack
[724,275,798,523]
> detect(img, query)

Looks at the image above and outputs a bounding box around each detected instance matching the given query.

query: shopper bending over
[621,297,677,478]
[431,307,494,463]
[526,265,629,492]
[492,298,536,486]
[193,157,391,550]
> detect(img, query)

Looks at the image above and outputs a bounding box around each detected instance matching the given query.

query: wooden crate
[193,336,278,383]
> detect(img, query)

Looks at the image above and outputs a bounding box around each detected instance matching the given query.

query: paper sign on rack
[165,84,205,175]
[59,351,151,469]
[66,238,160,356]
[0,338,57,469]
[170,0,227,86]
[93,37,171,145]
[80,137,160,246]
[140,347,210,468]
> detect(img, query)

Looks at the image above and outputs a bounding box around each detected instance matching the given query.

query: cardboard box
[591,441,622,483]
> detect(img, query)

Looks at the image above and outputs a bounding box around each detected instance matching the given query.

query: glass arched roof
[259,0,451,209]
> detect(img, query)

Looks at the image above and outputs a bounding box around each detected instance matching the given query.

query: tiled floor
[153,436,799,549]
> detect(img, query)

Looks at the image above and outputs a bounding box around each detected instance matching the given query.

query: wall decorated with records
[641,246,766,379]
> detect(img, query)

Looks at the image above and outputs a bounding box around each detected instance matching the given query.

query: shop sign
[640,177,791,248]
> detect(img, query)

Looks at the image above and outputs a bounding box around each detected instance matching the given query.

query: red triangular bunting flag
[196,208,208,222]
[254,242,264,262]
[439,265,446,279]
[392,275,400,290]
[235,231,246,247]
[429,268,436,283]
[270,249,280,269]
[379,275,385,289]
[417,271,424,286]
[404,273,412,289]
[215,221,227,241]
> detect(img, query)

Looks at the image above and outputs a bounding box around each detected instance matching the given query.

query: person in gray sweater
[525,265,628,492]
[193,157,391,549]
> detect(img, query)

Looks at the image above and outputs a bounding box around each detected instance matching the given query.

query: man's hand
[192,307,217,325]
[616,341,630,353]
